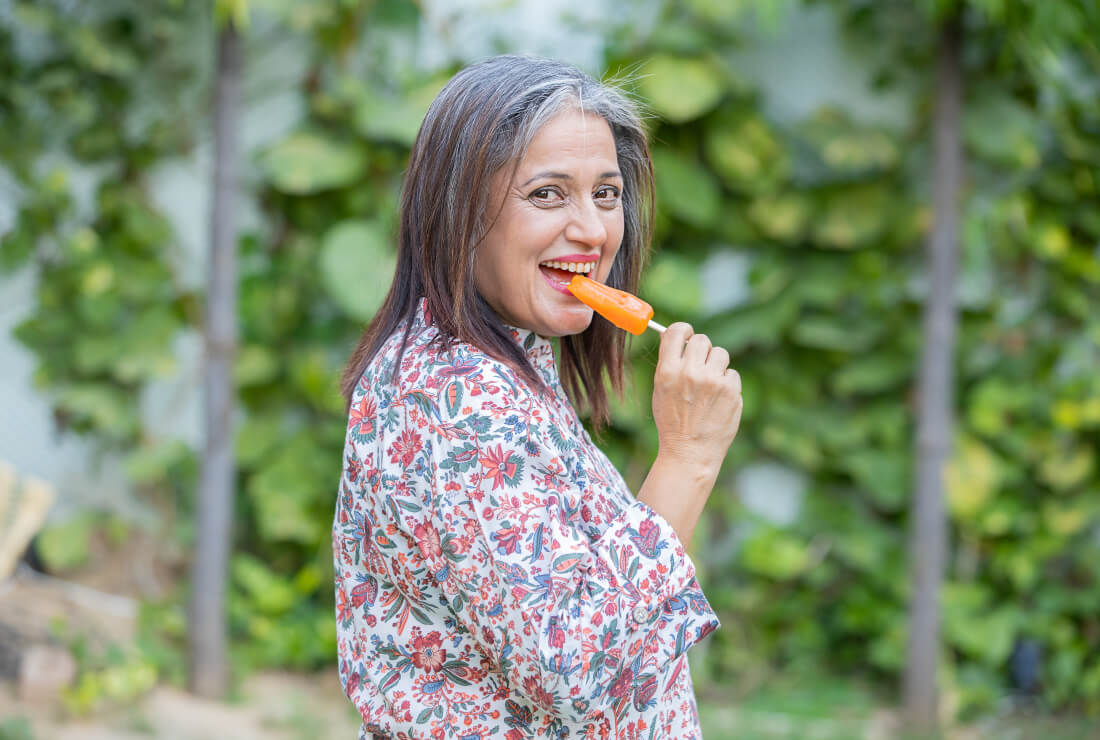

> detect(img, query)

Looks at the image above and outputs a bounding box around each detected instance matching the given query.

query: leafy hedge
[3,0,1099,718]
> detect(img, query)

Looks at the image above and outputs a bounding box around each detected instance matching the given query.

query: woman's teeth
[540,260,594,274]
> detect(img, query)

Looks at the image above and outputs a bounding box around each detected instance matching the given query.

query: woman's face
[475,108,625,337]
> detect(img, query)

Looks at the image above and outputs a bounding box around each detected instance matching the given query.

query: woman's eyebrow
[519,170,623,187]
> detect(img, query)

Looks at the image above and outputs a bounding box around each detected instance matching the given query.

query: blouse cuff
[590,499,720,662]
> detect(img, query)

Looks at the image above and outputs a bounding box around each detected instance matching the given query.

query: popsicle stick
[648,319,666,334]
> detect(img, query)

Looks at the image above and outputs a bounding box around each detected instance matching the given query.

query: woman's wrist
[636,453,720,546]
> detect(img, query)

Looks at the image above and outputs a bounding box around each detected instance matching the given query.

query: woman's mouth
[538,260,595,296]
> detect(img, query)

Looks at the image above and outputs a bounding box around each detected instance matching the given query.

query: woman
[334,56,743,739]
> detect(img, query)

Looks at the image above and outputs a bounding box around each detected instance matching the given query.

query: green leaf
[760,422,823,469]
[289,345,343,414]
[638,54,727,124]
[832,353,911,395]
[740,528,812,580]
[0,223,35,272]
[319,219,396,321]
[640,252,702,318]
[651,147,722,228]
[124,440,192,484]
[683,0,745,25]
[353,79,441,146]
[36,514,96,572]
[747,192,813,243]
[944,585,1019,666]
[710,291,800,351]
[246,435,332,545]
[839,449,909,511]
[236,411,286,468]
[790,314,884,352]
[812,186,893,249]
[234,344,280,387]
[1042,498,1097,536]
[798,107,899,179]
[945,437,1002,522]
[260,132,365,194]
[705,114,788,195]
[968,378,1031,436]
[233,554,297,616]
[1037,442,1094,491]
[964,93,1041,170]
[56,384,138,440]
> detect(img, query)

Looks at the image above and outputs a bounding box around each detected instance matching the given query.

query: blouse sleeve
[392,358,719,723]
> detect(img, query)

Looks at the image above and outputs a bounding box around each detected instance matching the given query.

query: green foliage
[49,621,159,717]
[4,0,1100,724]
[606,0,1100,719]
[0,717,35,740]
[35,513,97,572]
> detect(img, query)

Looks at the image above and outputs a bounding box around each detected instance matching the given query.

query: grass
[698,672,885,740]
[696,675,1099,740]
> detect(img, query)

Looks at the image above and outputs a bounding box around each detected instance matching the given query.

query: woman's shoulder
[354,315,536,409]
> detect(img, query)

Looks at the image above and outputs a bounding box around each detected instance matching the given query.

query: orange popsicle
[567,275,666,335]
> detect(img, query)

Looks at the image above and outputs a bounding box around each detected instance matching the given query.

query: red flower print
[629,517,667,559]
[547,619,566,648]
[413,520,443,562]
[336,587,354,625]
[410,631,447,672]
[522,675,555,711]
[346,456,362,483]
[349,395,376,437]
[491,522,521,556]
[478,444,523,490]
[608,667,634,699]
[388,428,423,467]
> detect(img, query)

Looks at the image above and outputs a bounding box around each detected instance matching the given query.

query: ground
[0,539,1094,740]
[1,671,361,740]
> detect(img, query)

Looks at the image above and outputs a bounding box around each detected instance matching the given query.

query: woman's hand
[636,322,742,545]
[652,322,743,471]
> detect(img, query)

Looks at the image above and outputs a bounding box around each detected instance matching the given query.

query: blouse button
[631,605,649,624]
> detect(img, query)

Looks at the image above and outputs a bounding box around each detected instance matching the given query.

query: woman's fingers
[706,346,730,373]
[658,322,694,369]
[682,332,712,368]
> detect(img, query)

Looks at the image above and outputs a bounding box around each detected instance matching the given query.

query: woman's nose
[564,200,608,247]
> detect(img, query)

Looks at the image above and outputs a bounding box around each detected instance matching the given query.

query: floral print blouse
[333,298,719,739]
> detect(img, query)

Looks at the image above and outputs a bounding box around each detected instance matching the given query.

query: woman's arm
[639,321,743,546]
[636,454,720,547]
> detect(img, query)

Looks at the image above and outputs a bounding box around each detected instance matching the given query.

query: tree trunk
[903,12,963,731]
[189,21,241,699]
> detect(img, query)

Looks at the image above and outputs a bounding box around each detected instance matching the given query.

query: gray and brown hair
[339,55,655,428]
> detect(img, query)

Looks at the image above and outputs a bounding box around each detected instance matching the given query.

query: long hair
[338,55,655,429]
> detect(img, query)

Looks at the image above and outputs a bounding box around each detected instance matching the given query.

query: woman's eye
[595,185,621,206]
[529,187,564,204]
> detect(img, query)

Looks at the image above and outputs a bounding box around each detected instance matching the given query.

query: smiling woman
[333,55,743,740]
[475,108,624,338]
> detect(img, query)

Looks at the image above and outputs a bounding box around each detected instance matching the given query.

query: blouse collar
[414,298,559,380]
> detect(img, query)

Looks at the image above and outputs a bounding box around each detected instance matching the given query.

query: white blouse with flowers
[333,298,719,739]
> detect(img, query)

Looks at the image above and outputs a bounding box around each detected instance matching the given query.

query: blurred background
[1,0,1098,738]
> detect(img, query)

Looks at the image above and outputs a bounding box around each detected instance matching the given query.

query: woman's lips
[539,264,584,296]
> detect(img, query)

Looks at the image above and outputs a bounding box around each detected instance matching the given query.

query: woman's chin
[545,307,594,337]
